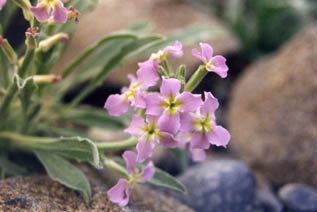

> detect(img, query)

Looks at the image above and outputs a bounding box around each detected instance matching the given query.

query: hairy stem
[184,65,207,92]
[96,137,138,152]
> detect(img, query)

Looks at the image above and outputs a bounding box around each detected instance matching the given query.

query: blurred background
[1,0,317,211]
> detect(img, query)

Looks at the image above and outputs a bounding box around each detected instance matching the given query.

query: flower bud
[12,0,33,23]
[25,27,39,49]
[38,33,69,52]
[33,74,62,84]
[0,36,18,64]
[67,6,80,23]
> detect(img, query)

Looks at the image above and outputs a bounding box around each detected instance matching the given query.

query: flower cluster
[105,41,230,206]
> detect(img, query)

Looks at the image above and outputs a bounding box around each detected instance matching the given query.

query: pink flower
[192,43,229,78]
[125,115,178,162]
[25,27,40,38]
[31,0,69,23]
[137,41,183,87]
[0,0,6,10]
[107,151,155,207]
[104,74,150,116]
[145,78,203,134]
[180,92,231,159]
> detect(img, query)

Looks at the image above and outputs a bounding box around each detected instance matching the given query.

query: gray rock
[278,183,317,212]
[175,160,257,212]
[255,188,283,212]
[229,25,317,186]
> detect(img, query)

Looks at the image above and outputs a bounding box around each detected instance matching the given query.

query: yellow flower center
[141,121,160,141]
[206,60,215,70]
[161,95,182,116]
[194,114,213,134]
[151,50,167,62]
[124,83,140,102]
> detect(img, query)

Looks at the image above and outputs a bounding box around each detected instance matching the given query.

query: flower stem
[96,137,138,152]
[0,48,35,120]
[184,65,207,92]
[102,156,128,178]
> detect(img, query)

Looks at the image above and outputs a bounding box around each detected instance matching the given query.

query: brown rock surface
[228,25,317,186]
[0,167,193,212]
[55,0,239,86]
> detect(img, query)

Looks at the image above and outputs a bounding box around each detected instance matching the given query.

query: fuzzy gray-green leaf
[35,151,91,203]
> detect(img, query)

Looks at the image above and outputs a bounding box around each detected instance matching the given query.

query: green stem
[96,137,138,152]
[102,156,128,178]
[0,132,55,146]
[0,48,35,119]
[184,65,207,92]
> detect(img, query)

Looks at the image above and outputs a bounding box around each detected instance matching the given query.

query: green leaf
[0,155,29,176]
[149,167,186,194]
[0,132,100,168]
[68,34,162,108]
[132,26,225,60]
[35,150,91,203]
[15,75,37,113]
[59,106,127,129]
[31,136,100,168]
[112,158,186,194]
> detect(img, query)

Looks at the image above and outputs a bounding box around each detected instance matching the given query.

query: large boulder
[55,0,239,86]
[174,160,259,212]
[228,25,317,186]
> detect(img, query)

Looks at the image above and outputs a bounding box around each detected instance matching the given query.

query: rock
[55,0,239,86]
[278,183,317,212]
[0,168,193,212]
[175,160,258,212]
[228,25,317,186]
[255,188,283,212]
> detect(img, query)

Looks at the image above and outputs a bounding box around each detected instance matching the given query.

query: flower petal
[177,92,202,112]
[52,1,68,23]
[104,94,129,116]
[145,93,163,116]
[179,112,195,132]
[137,59,160,89]
[190,148,206,162]
[159,132,178,148]
[192,48,206,63]
[124,115,144,136]
[200,92,219,116]
[158,111,180,134]
[210,55,228,78]
[190,132,210,149]
[163,40,183,58]
[207,125,231,147]
[160,78,181,98]
[107,179,129,207]
[30,3,50,22]
[132,91,146,109]
[136,135,156,163]
[122,151,137,175]
[140,161,155,182]
[200,42,213,60]
[0,0,7,10]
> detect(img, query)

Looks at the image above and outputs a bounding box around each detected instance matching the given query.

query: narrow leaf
[112,158,186,194]
[149,167,186,194]
[0,155,29,176]
[35,151,91,203]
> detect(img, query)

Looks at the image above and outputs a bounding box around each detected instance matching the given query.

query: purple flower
[31,0,69,23]
[125,115,178,162]
[145,78,203,134]
[180,92,231,159]
[104,74,150,116]
[107,151,155,207]
[0,0,6,10]
[192,43,229,78]
[137,41,183,87]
